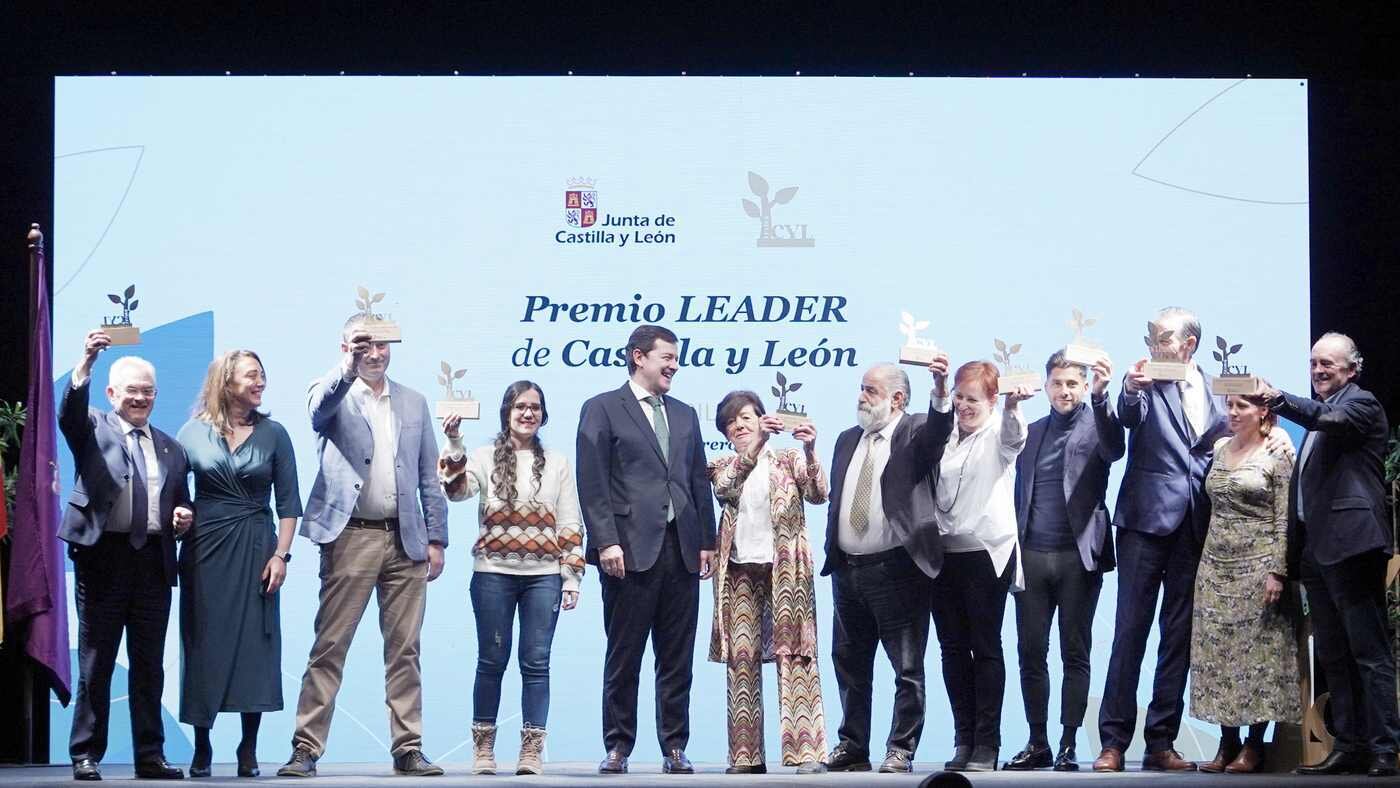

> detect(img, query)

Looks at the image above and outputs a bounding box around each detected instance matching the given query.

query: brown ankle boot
[471,722,497,775]
[1200,742,1240,773]
[517,726,546,775]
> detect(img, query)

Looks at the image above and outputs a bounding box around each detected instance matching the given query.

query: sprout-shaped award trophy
[434,361,481,420]
[99,284,142,345]
[771,371,810,432]
[1064,307,1107,367]
[1142,321,1188,381]
[1208,336,1258,395]
[897,311,940,367]
[354,285,401,343]
[994,339,1043,394]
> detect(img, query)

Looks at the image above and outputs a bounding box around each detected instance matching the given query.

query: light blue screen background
[52,76,1309,765]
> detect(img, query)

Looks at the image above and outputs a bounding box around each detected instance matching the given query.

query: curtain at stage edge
[4,238,72,705]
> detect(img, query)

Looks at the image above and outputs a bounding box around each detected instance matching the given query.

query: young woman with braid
[438,381,584,776]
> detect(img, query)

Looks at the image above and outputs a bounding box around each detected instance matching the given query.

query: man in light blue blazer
[279,317,449,778]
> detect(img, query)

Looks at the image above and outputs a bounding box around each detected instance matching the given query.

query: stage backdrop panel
[52,76,1308,765]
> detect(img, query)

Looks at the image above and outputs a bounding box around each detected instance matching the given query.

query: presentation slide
[52,76,1309,764]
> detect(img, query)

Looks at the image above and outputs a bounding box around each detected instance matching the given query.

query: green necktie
[646,395,674,521]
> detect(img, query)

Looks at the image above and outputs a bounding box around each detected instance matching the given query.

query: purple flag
[5,225,72,706]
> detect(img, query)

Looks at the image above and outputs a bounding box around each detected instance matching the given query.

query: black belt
[346,517,399,531]
[843,547,907,567]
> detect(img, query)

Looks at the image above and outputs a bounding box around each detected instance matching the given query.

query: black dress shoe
[944,744,973,770]
[879,748,913,773]
[134,757,185,779]
[1369,752,1399,777]
[73,758,102,781]
[392,750,444,776]
[1053,745,1079,771]
[276,746,318,778]
[189,745,211,778]
[663,749,694,774]
[725,763,766,774]
[598,750,629,774]
[1296,748,1368,775]
[963,745,998,772]
[235,741,259,777]
[827,742,871,772]
[1004,744,1052,770]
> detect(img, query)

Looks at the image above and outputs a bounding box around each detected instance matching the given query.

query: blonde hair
[194,350,266,436]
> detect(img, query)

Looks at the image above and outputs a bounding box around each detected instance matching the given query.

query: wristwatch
[276,551,292,563]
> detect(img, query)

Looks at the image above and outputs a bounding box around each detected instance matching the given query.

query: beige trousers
[290,526,427,757]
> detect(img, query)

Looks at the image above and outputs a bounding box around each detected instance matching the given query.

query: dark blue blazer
[821,401,954,580]
[1113,368,1228,547]
[57,378,191,586]
[1275,381,1392,571]
[1015,396,1125,572]
[576,383,717,573]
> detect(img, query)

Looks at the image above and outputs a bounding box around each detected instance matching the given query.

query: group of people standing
[55,307,1398,780]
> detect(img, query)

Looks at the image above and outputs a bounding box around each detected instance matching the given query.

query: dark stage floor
[2,761,1396,786]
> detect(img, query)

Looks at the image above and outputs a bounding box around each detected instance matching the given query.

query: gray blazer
[301,367,448,561]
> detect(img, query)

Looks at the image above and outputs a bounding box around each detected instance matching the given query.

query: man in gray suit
[279,318,449,778]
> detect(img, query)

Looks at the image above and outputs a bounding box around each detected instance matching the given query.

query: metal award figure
[771,371,810,432]
[898,310,940,366]
[1064,307,1107,367]
[100,284,142,345]
[1208,336,1258,395]
[355,285,402,343]
[433,361,481,420]
[1142,320,1189,381]
[994,338,1043,394]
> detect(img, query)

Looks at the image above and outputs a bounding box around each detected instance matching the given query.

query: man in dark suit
[59,329,192,781]
[576,324,717,774]
[1006,351,1124,772]
[821,357,953,774]
[1264,332,1400,777]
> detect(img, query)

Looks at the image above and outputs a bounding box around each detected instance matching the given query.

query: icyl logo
[565,177,598,228]
[742,171,815,248]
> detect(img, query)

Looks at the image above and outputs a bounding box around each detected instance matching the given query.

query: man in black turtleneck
[1004,351,1125,772]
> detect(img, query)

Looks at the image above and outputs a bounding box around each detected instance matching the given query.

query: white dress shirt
[351,377,399,519]
[732,449,775,564]
[628,379,667,431]
[1177,362,1208,442]
[933,395,1027,590]
[837,410,904,555]
[112,413,163,534]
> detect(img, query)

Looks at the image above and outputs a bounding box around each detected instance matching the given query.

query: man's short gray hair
[1318,331,1364,375]
[109,356,156,388]
[1156,306,1202,353]
[868,363,911,405]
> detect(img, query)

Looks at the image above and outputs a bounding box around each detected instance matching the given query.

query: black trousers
[1098,526,1196,753]
[69,534,172,763]
[1014,548,1102,730]
[831,547,930,756]
[598,524,699,756]
[931,549,1014,748]
[1302,549,1400,755]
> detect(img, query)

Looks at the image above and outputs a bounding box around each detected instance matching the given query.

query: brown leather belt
[346,516,399,531]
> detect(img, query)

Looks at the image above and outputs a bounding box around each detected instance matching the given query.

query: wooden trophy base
[363,319,402,343]
[1144,360,1189,381]
[435,400,481,419]
[1064,342,1106,367]
[775,410,810,432]
[102,325,141,345]
[1211,374,1259,396]
[899,345,939,367]
[997,372,1043,394]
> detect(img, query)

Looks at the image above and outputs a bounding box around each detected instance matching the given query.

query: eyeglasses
[119,386,157,397]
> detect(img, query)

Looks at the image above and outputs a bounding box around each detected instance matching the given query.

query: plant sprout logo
[436,361,472,401]
[1212,336,1247,377]
[771,371,804,414]
[993,339,1026,374]
[1144,322,1176,360]
[104,284,139,326]
[565,177,598,228]
[1068,308,1098,342]
[899,311,934,350]
[742,171,815,248]
[354,286,386,317]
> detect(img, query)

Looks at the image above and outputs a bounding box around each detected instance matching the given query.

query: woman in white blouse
[931,360,1033,773]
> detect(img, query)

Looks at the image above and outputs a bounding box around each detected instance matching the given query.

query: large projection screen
[53,76,1309,765]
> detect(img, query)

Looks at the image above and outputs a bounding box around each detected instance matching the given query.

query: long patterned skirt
[724,562,826,766]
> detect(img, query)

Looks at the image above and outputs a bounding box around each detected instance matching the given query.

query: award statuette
[354,286,402,343]
[897,311,940,366]
[1209,336,1258,395]
[1142,321,1189,381]
[99,284,142,345]
[994,338,1043,394]
[771,371,810,432]
[434,361,481,420]
[1064,307,1107,367]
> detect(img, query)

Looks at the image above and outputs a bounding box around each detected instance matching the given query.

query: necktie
[129,429,149,549]
[849,432,882,536]
[645,396,674,521]
[1177,381,1199,444]
[1296,430,1317,517]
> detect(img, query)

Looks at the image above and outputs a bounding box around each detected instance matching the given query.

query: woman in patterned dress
[1190,392,1299,773]
[707,390,829,774]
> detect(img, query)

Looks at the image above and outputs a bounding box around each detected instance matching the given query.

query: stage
[0,761,1392,786]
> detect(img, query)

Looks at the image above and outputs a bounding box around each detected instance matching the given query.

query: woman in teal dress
[178,350,301,777]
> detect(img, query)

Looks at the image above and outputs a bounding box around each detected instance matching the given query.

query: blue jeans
[469,571,562,728]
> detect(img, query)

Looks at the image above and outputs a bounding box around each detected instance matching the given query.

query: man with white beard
[820,360,955,773]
